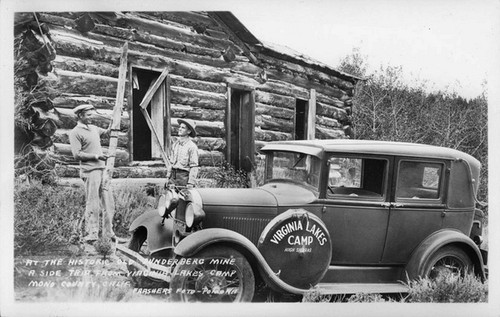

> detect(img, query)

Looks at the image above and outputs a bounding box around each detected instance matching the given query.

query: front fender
[174,228,309,295]
[130,209,173,253]
[405,229,485,280]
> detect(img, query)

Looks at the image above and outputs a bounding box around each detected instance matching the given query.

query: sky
[229,0,499,99]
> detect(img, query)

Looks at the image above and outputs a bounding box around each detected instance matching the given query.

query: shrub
[14,179,85,255]
[209,161,250,188]
[14,180,156,255]
[405,271,488,303]
[111,183,157,237]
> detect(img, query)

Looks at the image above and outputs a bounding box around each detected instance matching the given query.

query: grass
[14,173,488,303]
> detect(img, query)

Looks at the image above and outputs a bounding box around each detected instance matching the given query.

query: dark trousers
[170,169,189,187]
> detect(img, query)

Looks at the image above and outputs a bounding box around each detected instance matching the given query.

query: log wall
[35,11,356,179]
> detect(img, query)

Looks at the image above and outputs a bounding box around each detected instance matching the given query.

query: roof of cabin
[211,11,363,84]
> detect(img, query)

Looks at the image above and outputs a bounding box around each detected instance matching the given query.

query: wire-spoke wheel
[424,246,473,280]
[169,245,255,302]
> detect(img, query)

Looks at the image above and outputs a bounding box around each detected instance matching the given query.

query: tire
[127,227,173,289]
[169,245,255,302]
[423,246,474,280]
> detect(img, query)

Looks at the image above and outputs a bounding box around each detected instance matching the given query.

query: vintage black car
[119,140,487,302]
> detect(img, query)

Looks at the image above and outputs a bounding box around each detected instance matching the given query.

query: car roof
[260,139,480,166]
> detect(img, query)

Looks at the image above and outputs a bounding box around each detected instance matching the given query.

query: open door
[131,68,170,162]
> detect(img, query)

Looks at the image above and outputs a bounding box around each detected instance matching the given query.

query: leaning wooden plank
[139,68,169,109]
[140,107,171,169]
[102,42,128,236]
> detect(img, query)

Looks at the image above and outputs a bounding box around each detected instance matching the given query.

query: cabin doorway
[227,87,255,173]
[131,68,168,161]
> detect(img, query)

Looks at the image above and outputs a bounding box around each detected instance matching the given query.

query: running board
[315,283,408,295]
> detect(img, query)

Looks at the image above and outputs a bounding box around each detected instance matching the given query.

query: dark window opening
[295,99,308,140]
[227,88,255,173]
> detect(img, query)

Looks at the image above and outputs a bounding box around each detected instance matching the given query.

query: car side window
[326,156,387,199]
[396,161,443,200]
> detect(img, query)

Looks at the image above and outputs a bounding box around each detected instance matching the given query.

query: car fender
[405,229,485,280]
[130,209,173,253]
[174,228,309,295]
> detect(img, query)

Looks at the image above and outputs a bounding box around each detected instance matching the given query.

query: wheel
[169,245,255,302]
[127,227,173,289]
[423,246,473,280]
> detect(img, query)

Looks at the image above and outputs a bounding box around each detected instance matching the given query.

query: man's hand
[96,154,114,161]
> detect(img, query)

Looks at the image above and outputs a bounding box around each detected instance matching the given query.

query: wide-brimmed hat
[73,104,95,116]
[177,118,197,137]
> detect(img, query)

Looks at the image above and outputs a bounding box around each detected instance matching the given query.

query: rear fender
[174,228,308,295]
[405,229,485,280]
[130,210,173,253]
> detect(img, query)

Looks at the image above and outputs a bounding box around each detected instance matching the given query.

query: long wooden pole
[102,42,128,239]
[104,41,128,183]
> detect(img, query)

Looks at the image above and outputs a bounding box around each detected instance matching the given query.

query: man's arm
[68,131,103,162]
[187,144,200,186]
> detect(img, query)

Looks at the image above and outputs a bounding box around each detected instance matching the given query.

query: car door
[320,154,393,265]
[381,158,448,263]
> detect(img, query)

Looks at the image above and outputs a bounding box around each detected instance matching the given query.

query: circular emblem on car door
[257,209,332,289]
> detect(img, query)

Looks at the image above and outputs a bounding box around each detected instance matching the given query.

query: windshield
[265,151,321,189]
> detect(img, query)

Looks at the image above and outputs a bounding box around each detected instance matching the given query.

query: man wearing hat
[69,104,116,244]
[166,118,199,187]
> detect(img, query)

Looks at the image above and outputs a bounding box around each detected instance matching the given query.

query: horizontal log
[316,91,348,109]
[54,143,130,166]
[40,13,228,60]
[54,129,129,148]
[256,115,294,133]
[315,116,342,129]
[255,128,292,142]
[255,102,295,120]
[52,55,118,78]
[112,12,233,53]
[145,12,221,30]
[315,126,347,140]
[56,107,129,131]
[51,25,230,70]
[171,104,225,122]
[265,67,354,98]
[170,75,227,94]
[198,150,225,167]
[170,118,225,138]
[42,69,121,98]
[170,86,227,110]
[53,94,119,110]
[258,79,310,100]
[255,90,295,109]
[50,36,257,89]
[55,164,168,179]
[315,102,348,122]
[258,53,355,91]
[194,137,226,151]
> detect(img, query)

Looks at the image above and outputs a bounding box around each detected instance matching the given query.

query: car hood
[196,182,318,207]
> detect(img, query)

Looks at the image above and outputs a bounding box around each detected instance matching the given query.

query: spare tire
[257,209,332,289]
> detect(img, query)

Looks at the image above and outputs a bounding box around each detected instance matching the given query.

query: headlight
[157,189,179,217]
[184,201,205,228]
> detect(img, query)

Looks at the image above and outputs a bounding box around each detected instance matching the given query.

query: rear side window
[326,156,387,199]
[396,161,443,200]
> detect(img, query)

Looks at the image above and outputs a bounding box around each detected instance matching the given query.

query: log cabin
[14,11,361,184]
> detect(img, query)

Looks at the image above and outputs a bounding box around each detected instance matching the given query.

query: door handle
[381,202,404,208]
